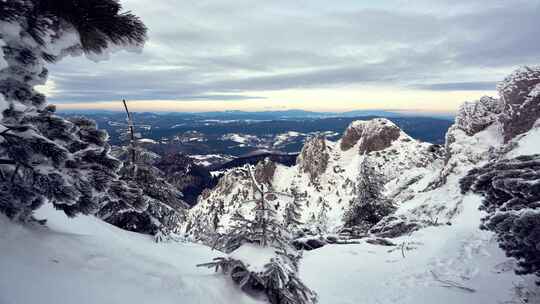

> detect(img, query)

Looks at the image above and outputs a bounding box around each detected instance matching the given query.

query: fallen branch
[430,270,476,293]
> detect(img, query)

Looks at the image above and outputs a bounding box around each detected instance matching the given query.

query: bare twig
[430,270,476,293]
[122,99,136,164]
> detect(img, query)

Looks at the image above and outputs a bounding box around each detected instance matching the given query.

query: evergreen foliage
[282,186,304,234]
[0,0,147,221]
[199,165,317,304]
[461,154,540,282]
[343,156,395,230]
[99,101,187,236]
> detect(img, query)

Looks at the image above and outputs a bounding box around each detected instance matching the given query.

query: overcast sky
[44,0,540,113]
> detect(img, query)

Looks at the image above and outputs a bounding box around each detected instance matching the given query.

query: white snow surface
[301,195,538,304]
[0,93,6,120]
[507,119,540,157]
[0,37,7,71]
[0,205,257,304]
[137,138,158,144]
[229,244,279,273]
[221,133,259,144]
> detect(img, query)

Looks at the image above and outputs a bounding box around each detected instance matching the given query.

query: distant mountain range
[58,108,455,121]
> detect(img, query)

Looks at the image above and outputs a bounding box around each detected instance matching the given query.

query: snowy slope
[301,195,538,304]
[0,205,257,304]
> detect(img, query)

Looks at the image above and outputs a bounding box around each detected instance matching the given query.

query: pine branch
[0,159,16,165]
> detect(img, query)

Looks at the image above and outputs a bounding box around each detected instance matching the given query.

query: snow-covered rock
[498,66,540,142]
[454,96,503,136]
[297,135,330,182]
[340,118,402,154]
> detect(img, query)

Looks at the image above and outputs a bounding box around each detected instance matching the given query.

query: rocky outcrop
[454,96,503,136]
[253,157,277,186]
[297,135,329,182]
[426,95,505,190]
[497,66,540,142]
[340,118,402,154]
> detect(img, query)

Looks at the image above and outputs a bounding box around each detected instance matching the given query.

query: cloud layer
[47,0,540,110]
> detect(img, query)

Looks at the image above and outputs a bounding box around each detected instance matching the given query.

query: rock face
[340,118,402,154]
[297,135,329,182]
[454,96,503,136]
[253,158,277,186]
[497,66,540,142]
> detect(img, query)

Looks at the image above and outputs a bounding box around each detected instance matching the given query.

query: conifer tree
[343,156,395,230]
[315,198,329,234]
[282,186,304,234]
[0,0,147,221]
[198,165,317,304]
[99,100,188,237]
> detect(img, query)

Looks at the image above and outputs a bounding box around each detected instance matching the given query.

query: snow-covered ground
[0,205,257,304]
[2,195,537,304]
[301,194,538,304]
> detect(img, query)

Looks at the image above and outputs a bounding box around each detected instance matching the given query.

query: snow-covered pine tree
[0,0,147,221]
[99,100,188,238]
[343,155,395,231]
[198,165,317,304]
[282,185,304,235]
[315,197,329,234]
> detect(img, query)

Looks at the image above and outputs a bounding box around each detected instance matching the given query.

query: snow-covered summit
[340,118,406,154]
[497,66,540,142]
[454,96,503,136]
[497,65,540,104]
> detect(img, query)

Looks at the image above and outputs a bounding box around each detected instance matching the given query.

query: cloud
[413,81,497,91]
[46,0,540,105]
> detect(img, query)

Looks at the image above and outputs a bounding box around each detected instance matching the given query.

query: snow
[531,83,540,98]
[301,194,537,304]
[2,166,538,304]
[0,205,257,304]
[507,120,540,157]
[273,131,305,147]
[138,138,158,144]
[0,37,7,71]
[497,66,540,98]
[188,154,235,167]
[0,93,6,120]
[42,24,81,58]
[221,133,258,144]
[229,244,278,272]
